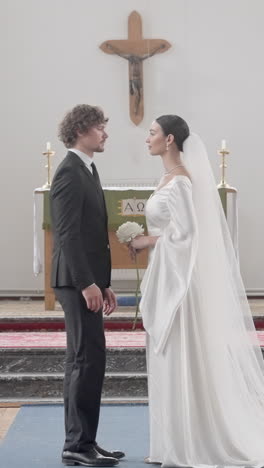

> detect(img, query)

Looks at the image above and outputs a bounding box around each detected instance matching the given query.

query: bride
[129,115,264,468]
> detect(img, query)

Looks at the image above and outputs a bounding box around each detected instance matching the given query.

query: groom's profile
[50,104,125,466]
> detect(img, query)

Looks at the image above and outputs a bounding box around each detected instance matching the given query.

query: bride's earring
[166,142,169,151]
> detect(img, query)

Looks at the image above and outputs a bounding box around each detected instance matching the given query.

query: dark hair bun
[156,115,189,151]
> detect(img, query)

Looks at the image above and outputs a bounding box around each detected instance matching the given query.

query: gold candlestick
[42,142,55,189]
[217,141,230,189]
[217,140,236,217]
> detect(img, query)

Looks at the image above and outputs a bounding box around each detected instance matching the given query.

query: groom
[50,104,125,466]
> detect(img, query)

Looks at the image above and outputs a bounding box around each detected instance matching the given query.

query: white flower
[116,221,144,244]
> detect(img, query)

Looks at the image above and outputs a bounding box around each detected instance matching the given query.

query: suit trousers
[54,287,106,452]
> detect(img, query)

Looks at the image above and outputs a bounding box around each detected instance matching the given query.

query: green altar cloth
[41,187,230,232]
[103,189,153,230]
[42,188,154,231]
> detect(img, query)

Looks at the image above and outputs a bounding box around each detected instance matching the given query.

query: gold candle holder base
[217,144,237,217]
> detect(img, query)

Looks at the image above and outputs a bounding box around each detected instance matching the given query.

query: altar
[34,177,238,310]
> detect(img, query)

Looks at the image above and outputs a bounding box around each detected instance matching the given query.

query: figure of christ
[106,43,165,115]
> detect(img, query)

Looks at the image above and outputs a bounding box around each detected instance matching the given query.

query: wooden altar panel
[44,230,55,310]
[108,231,148,269]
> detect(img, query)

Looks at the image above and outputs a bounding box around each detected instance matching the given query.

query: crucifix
[100,11,171,125]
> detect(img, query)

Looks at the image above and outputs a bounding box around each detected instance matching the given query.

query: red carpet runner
[0,331,146,348]
[0,331,263,348]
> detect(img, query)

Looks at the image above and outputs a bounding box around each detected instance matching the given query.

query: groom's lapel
[78,159,105,208]
[67,151,103,194]
[67,152,106,212]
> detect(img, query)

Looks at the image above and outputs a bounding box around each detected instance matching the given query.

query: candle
[221,139,226,150]
[46,141,51,151]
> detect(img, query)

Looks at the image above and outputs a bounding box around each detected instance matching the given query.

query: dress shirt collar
[69,148,93,172]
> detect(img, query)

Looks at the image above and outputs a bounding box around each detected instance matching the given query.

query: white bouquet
[116,221,144,330]
[116,221,144,244]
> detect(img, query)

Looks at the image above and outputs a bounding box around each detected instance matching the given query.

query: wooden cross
[100,11,171,125]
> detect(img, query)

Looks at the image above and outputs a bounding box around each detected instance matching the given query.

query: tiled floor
[0,408,20,440]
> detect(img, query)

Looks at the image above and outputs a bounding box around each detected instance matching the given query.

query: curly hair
[58,104,109,148]
[156,115,189,152]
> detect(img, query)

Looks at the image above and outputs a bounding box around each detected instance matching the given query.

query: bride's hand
[128,244,137,261]
[130,235,150,250]
[128,236,159,260]
[128,236,146,262]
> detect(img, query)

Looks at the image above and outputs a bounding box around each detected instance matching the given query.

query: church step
[254,316,264,330]
[0,329,263,402]
[0,298,263,331]
[0,306,143,331]
[0,372,148,399]
[0,324,143,332]
[0,396,148,406]
[0,331,145,348]
[0,347,146,374]
[0,329,263,376]
[0,344,263,375]
[0,319,143,332]
[1,316,263,331]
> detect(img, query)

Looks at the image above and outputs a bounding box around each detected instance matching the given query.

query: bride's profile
[129,115,264,468]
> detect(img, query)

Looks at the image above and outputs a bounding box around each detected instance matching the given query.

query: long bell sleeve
[140,179,198,354]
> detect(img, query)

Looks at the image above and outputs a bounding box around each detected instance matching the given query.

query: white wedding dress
[140,174,264,468]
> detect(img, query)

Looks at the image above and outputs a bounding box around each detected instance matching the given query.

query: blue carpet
[117,296,141,306]
[0,405,149,468]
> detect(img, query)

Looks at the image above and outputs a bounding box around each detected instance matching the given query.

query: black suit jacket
[50,151,111,291]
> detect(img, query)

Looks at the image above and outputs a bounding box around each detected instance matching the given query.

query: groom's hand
[103,288,117,316]
[82,284,103,313]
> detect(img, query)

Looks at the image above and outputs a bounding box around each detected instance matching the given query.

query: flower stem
[132,255,140,330]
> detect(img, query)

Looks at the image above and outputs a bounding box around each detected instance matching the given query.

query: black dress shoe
[95,443,125,459]
[62,447,119,466]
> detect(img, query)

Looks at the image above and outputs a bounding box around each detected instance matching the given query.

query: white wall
[2,0,264,294]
